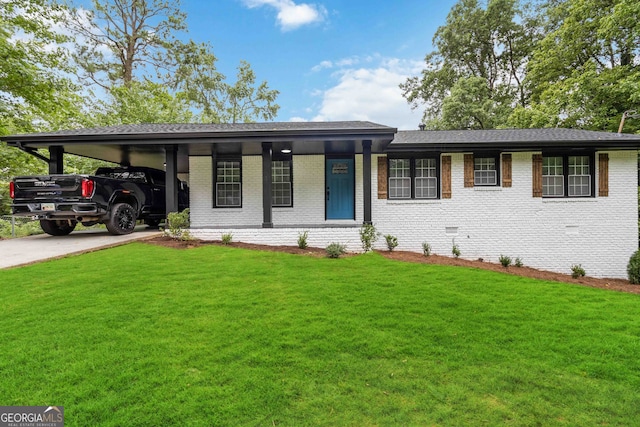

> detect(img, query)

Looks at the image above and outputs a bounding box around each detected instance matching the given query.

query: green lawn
[1,243,640,426]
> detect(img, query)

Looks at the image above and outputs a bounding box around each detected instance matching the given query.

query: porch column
[49,146,64,174]
[165,145,179,216]
[262,142,273,228]
[362,140,372,224]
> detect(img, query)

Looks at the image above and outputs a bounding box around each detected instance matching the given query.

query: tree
[91,80,193,125]
[513,0,640,132]
[401,0,540,129]
[68,0,187,88]
[214,61,280,124]
[172,41,280,123]
[1,0,82,134]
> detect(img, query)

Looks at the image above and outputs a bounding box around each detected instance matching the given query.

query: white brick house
[5,122,640,278]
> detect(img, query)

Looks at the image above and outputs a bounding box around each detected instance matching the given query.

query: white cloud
[308,57,425,130]
[242,0,327,31]
[289,116,309,122]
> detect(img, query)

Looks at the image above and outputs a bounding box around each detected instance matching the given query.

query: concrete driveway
[0,227,162,269]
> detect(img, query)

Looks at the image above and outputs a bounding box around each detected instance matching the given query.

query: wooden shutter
[464,154,474,187]
[532,154,543,197]
[502,154,512,188]
[599,153,609,197]
[377,156,388,199]
[442,155,452,199]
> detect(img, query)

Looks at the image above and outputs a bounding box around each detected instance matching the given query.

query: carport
[3,122,397,223]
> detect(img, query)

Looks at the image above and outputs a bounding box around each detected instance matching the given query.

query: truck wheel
[40,220,77,236]
[105,203,137,235]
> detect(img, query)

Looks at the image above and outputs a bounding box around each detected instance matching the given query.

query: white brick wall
[189,151,639,279]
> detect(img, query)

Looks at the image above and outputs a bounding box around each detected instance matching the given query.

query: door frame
[325,155,356,220]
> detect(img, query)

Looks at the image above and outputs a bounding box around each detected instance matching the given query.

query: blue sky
[179,0,458,130]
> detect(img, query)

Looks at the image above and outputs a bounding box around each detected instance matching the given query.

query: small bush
[515,257,524,268]
[359,223,379,252]
[627,250,640,284]
[571,264,586,279]
[297,231,309,249]
[499,255,512,268]
[325,242,346,258]
[384,234,398,252]
[422,242,431,257]
[452,244,460,258]
[221,232,233,245]
[166,209,191,240]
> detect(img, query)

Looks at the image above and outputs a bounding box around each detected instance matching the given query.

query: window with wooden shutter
[442,155,452,199]
[377,156,387,199]
[532,154,543,197]
[599,153,609,197]
[502,154,512,187]
[464,154,474,187]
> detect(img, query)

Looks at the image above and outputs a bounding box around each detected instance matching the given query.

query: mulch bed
[145,236,640,295]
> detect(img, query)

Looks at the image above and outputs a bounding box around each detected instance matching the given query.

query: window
[542,156,564,196]
[215,159,241,207]
[415,158,438,198]
[272,160,292,207]
[542,154,593,197]
[474,157,497,186]
[389,159,411,199]
[388,157,439,199]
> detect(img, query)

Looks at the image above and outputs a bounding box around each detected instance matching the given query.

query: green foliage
[0,217,43,239]
[384,234,398,252]
[571,264,586,279]
[221,232,233,245]
[401,0,538,129]
[325,242,346,258]
[422,242,431,257]
[405,0,640,133]
[91,81,194,126]
[166,209,191,240]
[297,230,309,249]
[515,257,524,268]
[627,250,640,284]
[68,0,187,87]
[0,0,82,135]
[499,254,512,268]
[517,0,640,132]
[452,244,461,258]
[359,223,379,252]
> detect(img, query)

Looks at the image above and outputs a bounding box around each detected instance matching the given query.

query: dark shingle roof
[5,121,394,139]
[390,128,640,151]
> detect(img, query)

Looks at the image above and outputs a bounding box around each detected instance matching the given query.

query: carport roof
[3,121,398,171]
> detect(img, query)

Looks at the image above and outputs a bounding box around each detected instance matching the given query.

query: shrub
[422,242,431,257]
[221,232,233,245]
[571,264,586,279]
[499,255,512,268]
[325,242,346,258]
[452,244,460,258]
[515,257,524,268]
[359,223,379,252]
[627,250,640,284]
[297,230,309,249]
[166,209,191,240]
[384,234,398,252]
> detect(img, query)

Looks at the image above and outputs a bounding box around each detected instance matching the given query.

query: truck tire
[40,219,77,236]
[105,203,137,235]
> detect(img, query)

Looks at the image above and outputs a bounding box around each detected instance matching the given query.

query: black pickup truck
[9,166,189,236]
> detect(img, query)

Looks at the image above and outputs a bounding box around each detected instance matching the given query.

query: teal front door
[326,158,355,220]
